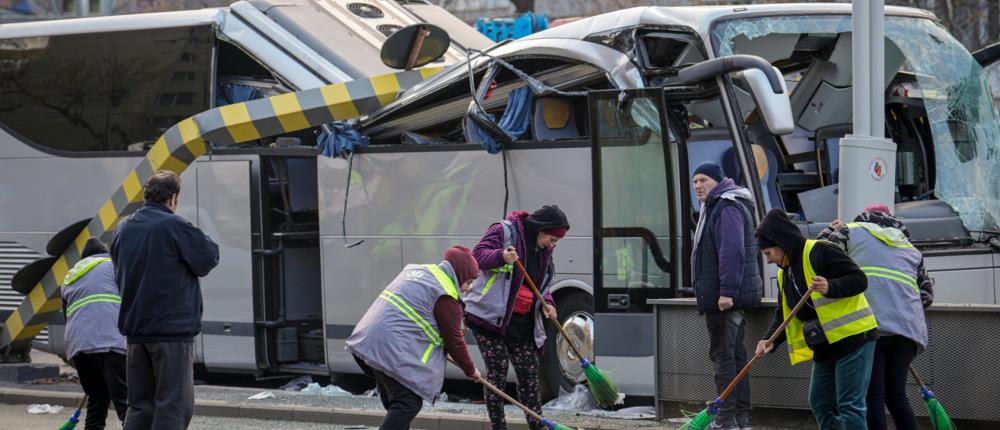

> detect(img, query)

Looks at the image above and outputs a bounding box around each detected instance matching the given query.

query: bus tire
[540,290,594,402]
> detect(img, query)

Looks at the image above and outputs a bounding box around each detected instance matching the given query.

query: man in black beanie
[690,161,760,429]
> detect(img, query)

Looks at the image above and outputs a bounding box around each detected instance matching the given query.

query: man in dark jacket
[111,170,219,430]
[690,161,761,430]
[755,209,876,430]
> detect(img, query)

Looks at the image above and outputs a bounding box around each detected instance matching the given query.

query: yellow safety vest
[778,240,878,365]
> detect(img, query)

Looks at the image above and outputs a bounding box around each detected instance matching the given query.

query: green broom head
[56,407,82,430]
[677,399,722,430]
[580,358,620,408]
[541,418,574,430]
[920,386,956,430]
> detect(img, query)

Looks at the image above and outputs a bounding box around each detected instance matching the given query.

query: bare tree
[509,0,534,13]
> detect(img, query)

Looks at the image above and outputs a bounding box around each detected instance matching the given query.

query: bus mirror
[738,67,794,135]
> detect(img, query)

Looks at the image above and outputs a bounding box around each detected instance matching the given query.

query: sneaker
[709,416,739,430]
[737,415,753,430]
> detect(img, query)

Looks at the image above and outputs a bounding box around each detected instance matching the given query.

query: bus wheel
[540,291,594,402]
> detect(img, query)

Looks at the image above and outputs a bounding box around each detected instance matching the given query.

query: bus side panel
[321,236,403,374]
[195,160,257,371]
[317,148,594,374]
[924,252,997,304]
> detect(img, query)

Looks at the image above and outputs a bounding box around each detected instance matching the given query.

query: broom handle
[717,286,815,402]
[513,258,587,361]
[908,365,927,388]
[447,357,547,423]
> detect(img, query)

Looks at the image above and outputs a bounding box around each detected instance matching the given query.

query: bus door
[195,159,257,372]
[588,89,679,394]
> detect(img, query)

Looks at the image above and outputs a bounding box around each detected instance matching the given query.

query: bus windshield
[712,15,1000,232]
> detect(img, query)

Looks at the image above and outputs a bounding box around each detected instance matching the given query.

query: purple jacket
[693,179,751,298]
[468,211,556,335]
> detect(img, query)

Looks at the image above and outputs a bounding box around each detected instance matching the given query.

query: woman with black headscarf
[466,205,569,430]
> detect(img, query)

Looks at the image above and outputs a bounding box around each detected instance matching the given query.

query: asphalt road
[1,403,428,430]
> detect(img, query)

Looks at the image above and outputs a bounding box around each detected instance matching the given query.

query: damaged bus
[1,2,998,400]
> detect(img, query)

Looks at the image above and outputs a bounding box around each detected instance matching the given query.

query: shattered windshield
[713,15,1000,231]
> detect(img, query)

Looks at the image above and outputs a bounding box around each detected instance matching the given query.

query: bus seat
[825,137,841,183]
[686,129,735,209]
[531,97,579,140]
[723,144,783,211]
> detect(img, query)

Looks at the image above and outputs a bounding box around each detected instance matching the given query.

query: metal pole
[869,0,885,138]
[852,0,871,136]
[76,0,89,17]
[839,0,895,220]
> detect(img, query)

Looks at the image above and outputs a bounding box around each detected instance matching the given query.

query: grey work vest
[465,221,548,348]
[61,254,126,359]
[848,223,928,349]
[465,221,517,328]
[346,264,460,402]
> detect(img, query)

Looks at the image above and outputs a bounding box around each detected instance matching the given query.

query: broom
[447,357,579,430]
[909,366,957,430]
[680,287,815,430]
[513,259,620,408]
[57,395,87,430]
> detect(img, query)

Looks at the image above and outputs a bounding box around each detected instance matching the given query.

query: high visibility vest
[465,221,517,328]
[778,240,878,365]
[61,255,126,359]
[346,263,460,402]
[846,223,927,349]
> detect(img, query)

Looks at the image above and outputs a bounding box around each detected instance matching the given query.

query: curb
[0,387,664,430]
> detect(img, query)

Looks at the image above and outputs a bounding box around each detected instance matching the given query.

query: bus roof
[0,8,223,38]
[523,4,936,43]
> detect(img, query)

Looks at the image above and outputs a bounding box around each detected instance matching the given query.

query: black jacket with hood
[755,209,873,363]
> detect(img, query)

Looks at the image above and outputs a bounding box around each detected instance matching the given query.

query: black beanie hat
[692,161,724,182]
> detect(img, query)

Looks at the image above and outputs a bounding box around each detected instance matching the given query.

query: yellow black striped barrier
[0,67,443,353]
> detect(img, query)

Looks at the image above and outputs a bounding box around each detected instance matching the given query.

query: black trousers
[706,310,751,421]
[74,351,128,430]
[867,335,919,430]
[122,342,195,430]
[354,355,423,430]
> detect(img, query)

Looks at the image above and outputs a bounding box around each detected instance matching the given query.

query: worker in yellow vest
[754,209,878,430]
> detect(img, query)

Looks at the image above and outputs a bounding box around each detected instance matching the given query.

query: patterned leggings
[474,331,543,430]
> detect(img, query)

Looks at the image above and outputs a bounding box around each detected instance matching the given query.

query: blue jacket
[111,202,219,343]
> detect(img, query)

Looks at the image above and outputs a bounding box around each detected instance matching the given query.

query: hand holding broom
[513,259,620,408]
[447,357,582,430]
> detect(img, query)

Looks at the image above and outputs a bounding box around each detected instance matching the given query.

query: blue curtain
[467,86,534,154]
[317,122,369,158]
[216,83,260,107]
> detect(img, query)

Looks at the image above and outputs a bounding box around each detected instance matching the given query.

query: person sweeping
[754,209,878,430]
[61,238,127,430]
[347,245,482,430]
[818,205,934,430]
[466,205,567,430]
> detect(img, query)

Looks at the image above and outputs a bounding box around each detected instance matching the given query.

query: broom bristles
[581,359,620,408]
[927,398,957,430]
[56,408,82,430]
[541,417,575,430]
[678,407,714,430]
